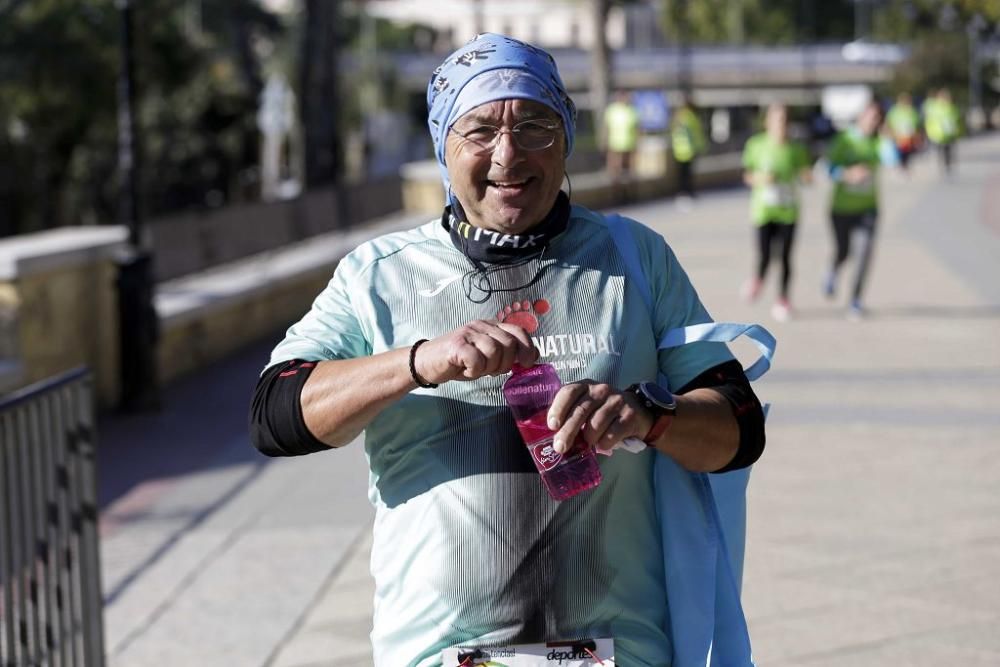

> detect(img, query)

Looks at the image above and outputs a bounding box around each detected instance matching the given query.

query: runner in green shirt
[741,103,813,322]
[823,101,886,320]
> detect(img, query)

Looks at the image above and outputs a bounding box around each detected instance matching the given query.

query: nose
[491,129,524,167]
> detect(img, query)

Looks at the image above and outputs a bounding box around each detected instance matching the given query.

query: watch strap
[627,383,676,445]
[644,413,673,445]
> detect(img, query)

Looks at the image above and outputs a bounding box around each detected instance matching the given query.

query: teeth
[492,180,527,187]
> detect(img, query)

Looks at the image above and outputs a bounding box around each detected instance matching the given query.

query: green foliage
[876,1,999,105]
[660,0,857,45]
[890,31,969,99]
[0,0,287,236]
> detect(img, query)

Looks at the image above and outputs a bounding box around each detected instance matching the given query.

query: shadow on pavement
[96,331,284,509]
[792,303,1000,322]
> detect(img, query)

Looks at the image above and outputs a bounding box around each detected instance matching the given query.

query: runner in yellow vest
[670,95,706,205]
[922,88,962,174]
[886,92,922,171]
[604,90,640,189]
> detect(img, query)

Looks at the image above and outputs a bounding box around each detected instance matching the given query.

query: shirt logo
[418,275,463,298]
[455,221,546,250]
[496,299,551,334]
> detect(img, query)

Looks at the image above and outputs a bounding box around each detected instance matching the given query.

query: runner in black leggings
[741,104,812,321]
[823,101,885,319]
[755,221,797,306]
[828,211,877,308]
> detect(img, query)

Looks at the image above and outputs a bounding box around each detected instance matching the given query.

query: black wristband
[409,339,438,388]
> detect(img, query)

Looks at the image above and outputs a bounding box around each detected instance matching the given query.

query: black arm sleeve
[675,359,765,473]
[249,359,332,457]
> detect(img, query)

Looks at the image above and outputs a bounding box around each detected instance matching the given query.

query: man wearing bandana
[251,34,765,666]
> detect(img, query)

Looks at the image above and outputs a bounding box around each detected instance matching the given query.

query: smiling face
[444,99,566,235]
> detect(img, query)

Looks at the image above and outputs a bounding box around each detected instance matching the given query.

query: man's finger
[551,395,598,453]
[496,321,540,367]
[454,344,488,379]
[583,395,627,448]
[546,382,591,431]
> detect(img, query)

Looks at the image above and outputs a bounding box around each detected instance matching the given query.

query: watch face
[640,382,676,410]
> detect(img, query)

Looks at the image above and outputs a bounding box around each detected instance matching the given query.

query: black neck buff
[443,191,570,263]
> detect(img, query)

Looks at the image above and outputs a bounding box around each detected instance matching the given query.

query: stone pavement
[97,135,1000,666]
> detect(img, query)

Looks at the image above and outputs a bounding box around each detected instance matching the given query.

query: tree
[300,0,342,189]
[880,1,1000,106]
[0,0,286,236]
[0,0,119,233]
[589,0,644,149]
[659,0,856,45]
[591,0,612,148]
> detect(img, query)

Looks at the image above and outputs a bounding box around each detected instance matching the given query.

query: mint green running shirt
[268,205,733,666]
[742,132,811,225]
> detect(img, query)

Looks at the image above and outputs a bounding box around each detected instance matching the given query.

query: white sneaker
[771,298,792,322]
[847,300,865,322]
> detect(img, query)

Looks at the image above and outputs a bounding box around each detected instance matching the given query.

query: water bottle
[502,363,602,501]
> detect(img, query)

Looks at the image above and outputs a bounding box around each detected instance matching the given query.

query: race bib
[760,183,796,207]
[442,638,615,666]
[844,173,874,195]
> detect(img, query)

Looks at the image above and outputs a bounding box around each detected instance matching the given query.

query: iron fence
[1,368,104,666]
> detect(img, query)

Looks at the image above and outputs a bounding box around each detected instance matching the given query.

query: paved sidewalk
[98,136,1000,666]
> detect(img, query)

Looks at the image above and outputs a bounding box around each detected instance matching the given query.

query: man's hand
[545,380,653,454]
[412,320,539,385]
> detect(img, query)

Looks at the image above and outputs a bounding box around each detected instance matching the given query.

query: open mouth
[487,177,534,194]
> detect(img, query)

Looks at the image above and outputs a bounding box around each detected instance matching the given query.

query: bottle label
[530,440,563,472]
[505,383,556,397]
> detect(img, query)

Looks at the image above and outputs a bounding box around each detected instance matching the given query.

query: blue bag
[606,213,776,666]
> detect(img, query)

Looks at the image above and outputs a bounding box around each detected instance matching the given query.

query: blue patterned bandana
[426,33,577,208]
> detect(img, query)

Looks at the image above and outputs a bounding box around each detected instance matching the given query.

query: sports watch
[625,382,677,445]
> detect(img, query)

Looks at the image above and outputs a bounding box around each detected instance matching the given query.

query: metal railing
[1,368,105,667]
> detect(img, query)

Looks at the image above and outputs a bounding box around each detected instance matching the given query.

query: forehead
[455,98,559,124]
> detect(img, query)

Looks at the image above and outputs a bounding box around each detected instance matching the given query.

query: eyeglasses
[450,119,562,153]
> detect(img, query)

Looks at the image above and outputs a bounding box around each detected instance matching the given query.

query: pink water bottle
[502,363,602,501]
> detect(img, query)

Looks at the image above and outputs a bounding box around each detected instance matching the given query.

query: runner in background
[823,101,892,320]
[740,103,813,322]
[923,88,962,175]
[670,94,706,209]
[604,90,640,201]
[886,92,922,173]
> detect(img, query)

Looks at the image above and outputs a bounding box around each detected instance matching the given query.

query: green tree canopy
[0,0,285,236]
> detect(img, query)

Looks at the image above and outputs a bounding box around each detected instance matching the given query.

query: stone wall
[0,227,128,404]
[149,177,403,282]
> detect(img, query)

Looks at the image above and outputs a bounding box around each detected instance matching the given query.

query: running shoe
[740,278,763,303]
[771,297,792,322]
[847,299,865,321]
[822,271,836,299]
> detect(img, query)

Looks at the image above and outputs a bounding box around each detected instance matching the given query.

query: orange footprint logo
[497,299,550,334]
